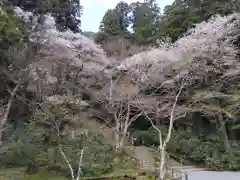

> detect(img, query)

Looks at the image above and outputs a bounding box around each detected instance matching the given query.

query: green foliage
[0,123,116,177]
[156,0,238,42]
[94,32,108,44]
[130,0,161,44]
[8,0,83,32]
[97,0,239,46]
[0,8,25,45]
[97,0,161,45]
[171,131,240,170]
[0,98,117,178]
[232,124,240,130]
[82,31,96,39]
[99,1,130,36]
[20,173,67,180]
[99,9,122,36]
[131,124,240,170]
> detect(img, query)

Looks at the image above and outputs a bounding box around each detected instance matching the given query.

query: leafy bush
[0,127,116,177]
[0,8,25,44]
[0,98,116,177]
[131,125,240,170]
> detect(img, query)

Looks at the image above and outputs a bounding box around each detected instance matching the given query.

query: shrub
[131,125,240,170]
[0,120,116,177]
[0,8,25,45]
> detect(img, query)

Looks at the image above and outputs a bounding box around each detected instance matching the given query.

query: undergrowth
[131,126,240,171]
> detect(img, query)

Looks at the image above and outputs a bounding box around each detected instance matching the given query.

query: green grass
[0,168,155,180]
[0,168,26,180]
[20,173,67,180]
[0,153,141,180]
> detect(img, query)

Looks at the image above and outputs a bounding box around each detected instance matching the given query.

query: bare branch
[142,110,163,148]
[51,116,84,180]
[76,148,84,180]
[59,144,75,180]
[163,82,184,148]
[0,82,20,145]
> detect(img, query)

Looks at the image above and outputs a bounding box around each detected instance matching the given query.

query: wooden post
[185,174,188,180]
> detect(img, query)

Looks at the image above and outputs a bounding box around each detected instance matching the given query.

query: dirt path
[134,146,155,172]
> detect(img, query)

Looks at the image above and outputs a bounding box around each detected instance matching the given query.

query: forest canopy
[95,0,240,44]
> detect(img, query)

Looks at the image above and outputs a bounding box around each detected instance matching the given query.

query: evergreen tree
[97,0,239,45]
[9,0,83,32]
[115,1,131,32]
[130,0,161,44]
[99,1,130,35]
[156,0,239,42]
[99,9,121,35]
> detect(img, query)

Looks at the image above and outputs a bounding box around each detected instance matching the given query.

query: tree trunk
[115,132,120,153]
[116,133,127,154]
[159,146,166,180]
[0,84,19,146]
[118,122,130,153]
[115,121,121,153]
[119,134,126,153]
[218,113,233,159]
